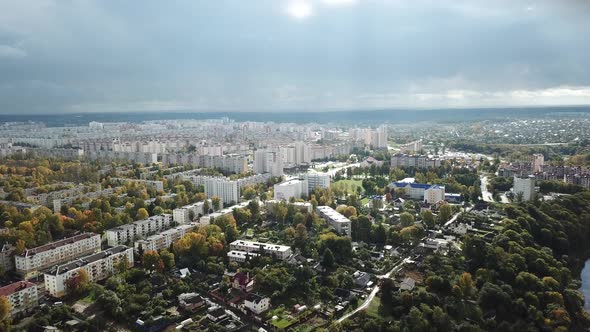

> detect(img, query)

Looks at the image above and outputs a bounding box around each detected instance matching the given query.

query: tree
[143,250,164,273]
[373,223,387,245]
[14,239,25,255]
[65,268,90,294]
[135,208,149,220]
[225,224,238,244]
[421,210,435,229]
[242,186,257,200]
[294,223,308,249]
[0,296,10,332]
[437,203,452,224]
[400,212,415,227]
[380,278,395,308]
[322,248,335,269]
[160,249,175,271]
[293,212,306,225]
[274,202,288,225]
[211,196,221,210]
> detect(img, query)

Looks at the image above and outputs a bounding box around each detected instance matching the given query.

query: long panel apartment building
[0,281,39,317]
[15,233,101,279]
[390,154,441,169]
[228,240,292,262]
[106,214,172,246]
[134,224,194,252]
[172,199,212,224]
[316,206,352,237]
[44,245,134,297]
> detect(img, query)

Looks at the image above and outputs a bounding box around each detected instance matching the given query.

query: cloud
[286,1,314,19]
[320,0,357,6]
[0,0,588,113]
[0,45,27,58]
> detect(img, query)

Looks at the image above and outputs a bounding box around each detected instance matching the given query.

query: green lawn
[333,179,364,194]
[364,297,393,321]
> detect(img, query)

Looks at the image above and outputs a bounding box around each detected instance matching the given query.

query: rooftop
[47,245,130,276]
[20,233,99,257]
[0,281,36,297]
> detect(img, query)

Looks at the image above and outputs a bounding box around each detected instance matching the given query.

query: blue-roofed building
[391,182,445,204]
[445,193,462,203]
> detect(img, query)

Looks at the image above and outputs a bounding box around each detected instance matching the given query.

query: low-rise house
[232,272,255,293]
[399,277,416,291]
[229,240,292,261]
[227,250,259,263]
[352,271,372,288]
[178,293,205,312]
[207,307,228,322]
[244,294,270,314]
[0,281,38,317]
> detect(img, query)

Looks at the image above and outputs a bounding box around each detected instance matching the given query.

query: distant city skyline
[1,0,589,113]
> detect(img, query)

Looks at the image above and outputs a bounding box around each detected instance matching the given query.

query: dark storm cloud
[0,0,589,113]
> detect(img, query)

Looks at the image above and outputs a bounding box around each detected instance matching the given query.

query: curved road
[337,258,409,323]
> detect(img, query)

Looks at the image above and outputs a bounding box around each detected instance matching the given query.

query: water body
[581,259,590,311]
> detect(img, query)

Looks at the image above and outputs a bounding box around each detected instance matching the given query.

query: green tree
[437,204,452,224]
[135,207,149,220]
[400,212,415,227]
[421,210,435,229]
[160,249,175,271]
[322,248,335,269]
[211,196,221,210]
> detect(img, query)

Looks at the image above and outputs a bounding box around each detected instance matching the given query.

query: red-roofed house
[232,272,254,293]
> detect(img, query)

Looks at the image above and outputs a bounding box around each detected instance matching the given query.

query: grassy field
[364,297,393,321]
[333,179,364,194]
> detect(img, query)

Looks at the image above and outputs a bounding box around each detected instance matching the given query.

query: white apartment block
[424,186,446,204]
[361,127,388,149]
[204,177,237,206]
[229,240,292,261]
[316,206,352,237]
[399,140,423,153]
[106,214,172,246]
[173,199,212,224]
[390,154,441,169]
[227,250,259,263]
[0,244,15,273]
[391,182,445,204]
[513,175,536,201]
[134,224,194,252]
[87,150,158,165]
[44,246,134,297]
[15,233,101,279]
[0,281,39,317]
[273,178,308,201]
[302,172,330,192]
[254,150,283,177]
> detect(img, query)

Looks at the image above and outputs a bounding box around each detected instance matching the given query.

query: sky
[0,0,589,114]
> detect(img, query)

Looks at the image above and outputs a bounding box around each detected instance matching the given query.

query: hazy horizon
[1,0,590,114]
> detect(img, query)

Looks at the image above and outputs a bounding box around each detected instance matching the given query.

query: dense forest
[345,192,590,331]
